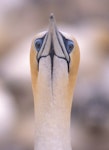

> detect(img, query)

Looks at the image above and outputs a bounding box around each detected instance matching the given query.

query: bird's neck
[34,85,73,149]
[34,96,72,150]
[32,58,73,150]
[34,89,72,150]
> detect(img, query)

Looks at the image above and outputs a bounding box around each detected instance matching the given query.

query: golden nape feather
[30,14,80,150]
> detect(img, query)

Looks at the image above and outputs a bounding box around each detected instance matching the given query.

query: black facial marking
[49,42,55,74]
[61,34,74,54]
[36,32,72,73]
[35,34,46,52]
[55,32,70,72]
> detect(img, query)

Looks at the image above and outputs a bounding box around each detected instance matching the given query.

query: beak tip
[50,13,54,20]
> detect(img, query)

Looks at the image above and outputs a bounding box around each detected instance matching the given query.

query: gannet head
[30,14,80,107]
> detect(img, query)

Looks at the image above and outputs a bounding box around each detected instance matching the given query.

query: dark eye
[66,40,74,53]
[34,39,43,51]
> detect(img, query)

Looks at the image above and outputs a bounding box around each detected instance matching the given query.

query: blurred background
[0,0,109,150]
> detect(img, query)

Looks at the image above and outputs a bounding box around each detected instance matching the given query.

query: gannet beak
[49,13,70,62]
[37,13,70,63]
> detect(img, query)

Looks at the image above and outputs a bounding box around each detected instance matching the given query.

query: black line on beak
[36,32,70,73]
[55,32,70,72]
[49,42,55,76]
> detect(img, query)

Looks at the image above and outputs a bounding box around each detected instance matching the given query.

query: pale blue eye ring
[34,39,43,51]
[66,40,74,53]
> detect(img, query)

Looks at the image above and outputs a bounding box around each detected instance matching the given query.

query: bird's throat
[34,56,72,150]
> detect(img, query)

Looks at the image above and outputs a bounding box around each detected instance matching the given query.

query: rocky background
[0,0,109,150]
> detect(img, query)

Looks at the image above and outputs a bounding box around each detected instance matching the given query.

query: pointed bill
[37,13,70,62]
[49,13,70,62]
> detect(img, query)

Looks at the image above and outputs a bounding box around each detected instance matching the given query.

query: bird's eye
[62,34,74,54]
[66,40,74,53]
[35,39,43,51]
